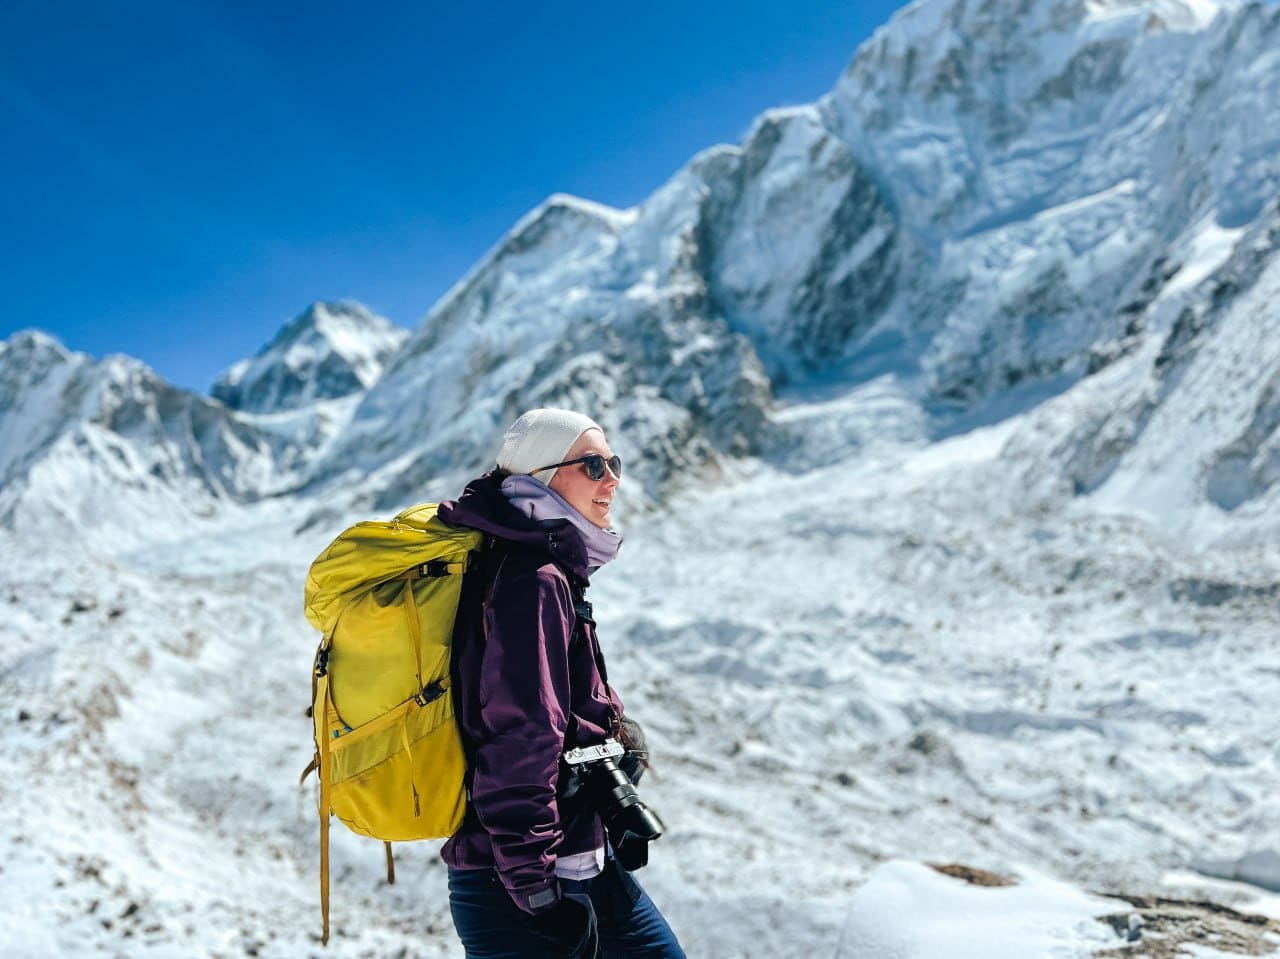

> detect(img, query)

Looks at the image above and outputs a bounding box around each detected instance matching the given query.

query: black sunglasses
[532,453,623,481]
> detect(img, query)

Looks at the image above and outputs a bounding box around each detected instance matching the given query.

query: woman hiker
[439,408,686,959]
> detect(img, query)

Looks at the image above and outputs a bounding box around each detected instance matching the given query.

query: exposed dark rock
[1095,894,1280,958]
[927,862,1018,887]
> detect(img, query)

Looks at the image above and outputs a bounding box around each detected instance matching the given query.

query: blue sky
[2,1,905,392]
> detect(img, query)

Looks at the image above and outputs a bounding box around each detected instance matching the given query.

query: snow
[836,862,1116,958]
[1088,248,1280,543]
[1083,0,1230,31]
[5,0,1280,955]
[1157,215,1245,302]
[1164,869,1280,918]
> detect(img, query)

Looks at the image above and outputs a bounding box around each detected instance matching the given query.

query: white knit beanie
[496,408,602,485]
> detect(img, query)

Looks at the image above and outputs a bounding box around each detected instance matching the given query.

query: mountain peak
[0,330,83,409]
[2,328,70,363]
[212,300,408,414]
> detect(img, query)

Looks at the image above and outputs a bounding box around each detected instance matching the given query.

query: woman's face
[549,428,620,528]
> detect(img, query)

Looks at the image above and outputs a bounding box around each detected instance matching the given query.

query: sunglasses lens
[583,454,622,480]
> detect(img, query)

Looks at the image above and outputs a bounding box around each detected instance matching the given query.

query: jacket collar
[439,471,593,582]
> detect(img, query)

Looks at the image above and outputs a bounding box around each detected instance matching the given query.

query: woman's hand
[531,890,599,958]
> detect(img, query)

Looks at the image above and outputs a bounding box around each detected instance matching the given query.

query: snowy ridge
[212,300,407,414]
[0,335,282,550]
[313,185,775,512]
[304,100,906,509]
[0,320,381,552]
[0,331,89,486]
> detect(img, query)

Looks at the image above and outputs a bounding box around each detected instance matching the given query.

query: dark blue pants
[448,863,686,959]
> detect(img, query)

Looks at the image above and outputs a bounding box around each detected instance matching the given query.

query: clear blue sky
[2,1,905,392]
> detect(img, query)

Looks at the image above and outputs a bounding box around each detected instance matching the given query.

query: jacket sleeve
[469,561,577,913]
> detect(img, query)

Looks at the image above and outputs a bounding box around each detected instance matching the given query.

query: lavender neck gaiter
[500,474,622,570]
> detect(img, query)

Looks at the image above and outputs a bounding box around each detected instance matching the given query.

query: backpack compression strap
[316,660,334,946]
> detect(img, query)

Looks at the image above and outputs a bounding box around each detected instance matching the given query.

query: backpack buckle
[413,680,446,707]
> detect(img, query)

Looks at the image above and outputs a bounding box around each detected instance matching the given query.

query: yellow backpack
[301,503,483,945]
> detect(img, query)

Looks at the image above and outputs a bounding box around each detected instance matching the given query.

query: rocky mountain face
[211,300,407,414]
[299,0,1279,517]
[997,190,1280,540]
[311,192,778,511]
[303,103,916,508]
[820,0,1280,412]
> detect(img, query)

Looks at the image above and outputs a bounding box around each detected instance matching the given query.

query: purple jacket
[439,472,624,913]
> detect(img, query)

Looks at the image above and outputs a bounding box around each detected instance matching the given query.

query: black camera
[562,740,664,870]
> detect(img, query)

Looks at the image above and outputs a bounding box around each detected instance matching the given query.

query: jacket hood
[439,471,593,581]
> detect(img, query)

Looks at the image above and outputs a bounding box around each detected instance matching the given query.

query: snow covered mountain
[6,1,1277,528]
[823,0,1280,409]
[0,303,405,552]
[212,300,407,414]
[3,0,1280,956]
[295,0,1280,522]
[0,331,286,548]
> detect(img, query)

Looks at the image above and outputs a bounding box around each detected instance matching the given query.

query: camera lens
[584,757,663,846]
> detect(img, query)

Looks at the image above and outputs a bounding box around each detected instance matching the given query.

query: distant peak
[847,0,1230,76]
[541,192,630,224]
[487,192,636,269]
[506,193,634,242]
[270,299,393,349]
[2,328,70,358]
[211,300,408,414]
[748,104,821,134]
